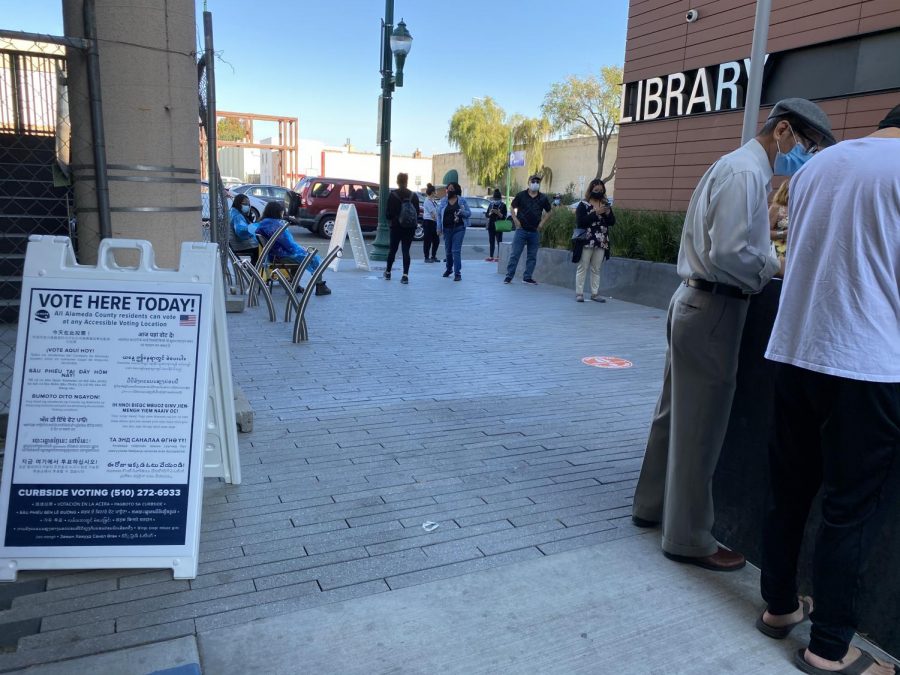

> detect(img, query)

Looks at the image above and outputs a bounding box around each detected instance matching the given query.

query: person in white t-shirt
[758,105,900,675]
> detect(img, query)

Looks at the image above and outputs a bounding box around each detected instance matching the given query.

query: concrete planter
[497,242,680,310]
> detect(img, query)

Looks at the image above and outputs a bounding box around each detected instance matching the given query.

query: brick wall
[617,0,900,210]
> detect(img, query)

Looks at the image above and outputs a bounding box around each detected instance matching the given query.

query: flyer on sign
[3,281,205,548]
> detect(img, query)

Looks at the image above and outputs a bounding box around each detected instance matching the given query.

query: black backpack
[397,192,418,229]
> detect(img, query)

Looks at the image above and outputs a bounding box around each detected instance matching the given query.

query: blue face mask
[774,129,814,176]
[240,205,250,215]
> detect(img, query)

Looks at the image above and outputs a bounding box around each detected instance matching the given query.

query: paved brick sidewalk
[0,259,669,671]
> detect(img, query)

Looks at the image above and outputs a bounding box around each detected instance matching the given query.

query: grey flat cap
[768,98,836,147]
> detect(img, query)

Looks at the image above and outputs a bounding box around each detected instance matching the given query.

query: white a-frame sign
[327,203,370,272]
[0,236,240,581]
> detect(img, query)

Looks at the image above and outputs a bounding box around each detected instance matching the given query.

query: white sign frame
[0,236,233,581]
[327,203,370,272]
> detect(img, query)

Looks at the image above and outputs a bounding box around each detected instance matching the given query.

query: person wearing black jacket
[485,188,507,262]
[572,178,615,302]
[384,172,420,284]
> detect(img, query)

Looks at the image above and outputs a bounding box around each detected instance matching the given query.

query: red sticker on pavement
[582,356,633,369]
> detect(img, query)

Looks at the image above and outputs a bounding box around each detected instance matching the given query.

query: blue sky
[4,0,628,157]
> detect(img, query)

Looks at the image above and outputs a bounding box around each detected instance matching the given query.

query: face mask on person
[591,189,604,199]
[447,189,456,197]
[774,126,814,176]
[529,182,540,191]
[240,204,250,215]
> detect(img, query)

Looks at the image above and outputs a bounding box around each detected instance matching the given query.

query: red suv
[294,177,423,240]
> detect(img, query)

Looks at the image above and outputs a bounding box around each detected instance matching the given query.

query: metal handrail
[292,246,341,343]
[280,247,318,323]
[240,259,276,322]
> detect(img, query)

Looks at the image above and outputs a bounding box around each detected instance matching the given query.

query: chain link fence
[1,36,76,455]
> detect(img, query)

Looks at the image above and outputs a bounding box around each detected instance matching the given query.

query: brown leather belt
[686,278,748,300]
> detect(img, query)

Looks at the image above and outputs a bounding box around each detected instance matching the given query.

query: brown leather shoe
[664,546,746,572]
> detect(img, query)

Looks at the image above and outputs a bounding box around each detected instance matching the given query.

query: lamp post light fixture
[370,4,413,261]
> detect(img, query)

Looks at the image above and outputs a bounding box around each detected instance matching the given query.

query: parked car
[463,196,491,227]
[201,181,266,222]
[231,183,292,205]
[295,176,424,240]
[221,176,243,188]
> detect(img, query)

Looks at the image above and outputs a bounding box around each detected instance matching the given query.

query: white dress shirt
[677,139,781,293]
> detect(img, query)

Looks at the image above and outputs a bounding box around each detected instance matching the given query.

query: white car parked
[201,181,267,222]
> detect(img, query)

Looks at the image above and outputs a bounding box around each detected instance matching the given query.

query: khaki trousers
[575,246,604,296]
[632,283,749,557]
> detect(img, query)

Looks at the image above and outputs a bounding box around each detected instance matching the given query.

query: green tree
[509,115,551,178]
[447,97,508,188]
[541,65,622,182]
[217,117,247,142]
[447,99,550,190]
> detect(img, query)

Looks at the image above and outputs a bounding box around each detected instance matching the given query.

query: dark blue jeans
[506,229,540,280]
[444,226,466,275]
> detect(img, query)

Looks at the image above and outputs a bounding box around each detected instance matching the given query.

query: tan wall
[64,0,200,267]
[432,135,619,198]
[618,0,900,211]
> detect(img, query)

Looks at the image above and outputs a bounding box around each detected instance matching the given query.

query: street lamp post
[370,3,413,261]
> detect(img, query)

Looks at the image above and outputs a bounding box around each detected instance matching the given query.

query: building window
[763,29,900,104]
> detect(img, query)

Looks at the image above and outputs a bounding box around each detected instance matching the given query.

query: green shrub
[540,207,576,249]
[609,209,684,264]
[537,206,685,264]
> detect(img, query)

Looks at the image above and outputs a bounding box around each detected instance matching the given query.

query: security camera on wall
[686,9,700,22]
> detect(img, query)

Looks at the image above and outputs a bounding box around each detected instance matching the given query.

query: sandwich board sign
[0,236,239,581]
[327,203,370,272]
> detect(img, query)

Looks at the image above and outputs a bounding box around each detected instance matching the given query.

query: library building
[615,0,900,211]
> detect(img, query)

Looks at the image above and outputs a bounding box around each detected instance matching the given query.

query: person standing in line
[631,98,834,571]
[485,188,507,262]
[383,172,420,284]
[422,183,440,263]
[572,179,614,302]
[228,193,259,265]
[767,180,790,259]
[437,181,470,281]
[504,174,551,285]
[755,106,900,675]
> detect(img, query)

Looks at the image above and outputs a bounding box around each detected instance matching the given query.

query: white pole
[741,0,772,145]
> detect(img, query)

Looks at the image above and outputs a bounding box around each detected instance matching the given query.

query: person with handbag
[572,179,614,302]
[485,188,508,262]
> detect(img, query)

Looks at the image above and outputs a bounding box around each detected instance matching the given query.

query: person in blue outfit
[437,181,470,281]
[254,201,332,296]
[228,193,259,265]
[505,174,551,285]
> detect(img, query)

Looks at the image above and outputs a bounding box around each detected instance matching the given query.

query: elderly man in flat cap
[632,99,835,571]
[755,104,900,675]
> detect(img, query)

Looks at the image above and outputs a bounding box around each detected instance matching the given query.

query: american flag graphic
[179,314,197,327]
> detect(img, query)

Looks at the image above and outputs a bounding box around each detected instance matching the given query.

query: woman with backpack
[384,172,420,284]
[437,181,471,281]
